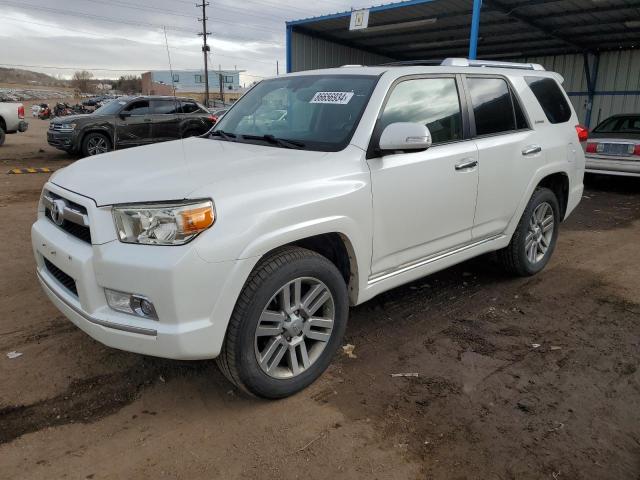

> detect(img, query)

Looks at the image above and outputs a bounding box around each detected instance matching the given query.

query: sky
[0,0,379,86]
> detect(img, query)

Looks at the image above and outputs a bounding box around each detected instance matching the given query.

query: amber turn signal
[180,205,215,234]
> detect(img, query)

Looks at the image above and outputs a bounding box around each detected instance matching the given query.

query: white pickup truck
[32,58,585,398]
[0,102,28,145]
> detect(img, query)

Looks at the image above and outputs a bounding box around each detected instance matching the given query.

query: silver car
[585,114,640,177]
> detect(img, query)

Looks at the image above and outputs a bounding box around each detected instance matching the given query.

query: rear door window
[379,77,463,144]
[181,101,202,114]
[525,77,571,124]
[151,100,180,115]
[467,77,523,136]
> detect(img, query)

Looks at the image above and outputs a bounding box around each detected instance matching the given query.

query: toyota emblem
[51,199,66,226]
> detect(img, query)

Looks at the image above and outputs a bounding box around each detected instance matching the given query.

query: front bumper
[32,184,256,360]
[47,130,76,151]
[585,155,640,177]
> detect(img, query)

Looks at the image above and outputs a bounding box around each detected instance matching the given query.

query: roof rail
[382,60,443,67]
[441,58,546,71]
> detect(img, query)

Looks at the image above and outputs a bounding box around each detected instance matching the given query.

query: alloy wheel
[526,202,554,264]
[254,277,335,379]
[87,137,108,155]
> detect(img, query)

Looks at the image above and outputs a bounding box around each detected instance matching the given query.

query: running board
[368,234,505,286]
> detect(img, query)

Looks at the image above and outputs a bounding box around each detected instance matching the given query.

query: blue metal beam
[468,0,482,59]
[286,24,292,73]
[583,52,600,128]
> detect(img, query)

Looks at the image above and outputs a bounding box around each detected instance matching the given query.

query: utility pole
[197,1,211,107]
[219,73,224,103]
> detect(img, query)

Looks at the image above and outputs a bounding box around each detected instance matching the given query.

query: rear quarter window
[525,77,571,124]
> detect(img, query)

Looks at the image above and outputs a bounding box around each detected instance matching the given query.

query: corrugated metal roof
[287,0,640,60]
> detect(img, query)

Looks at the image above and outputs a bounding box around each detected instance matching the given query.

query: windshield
[594,115,640,134]
[93,98,130,115]
[213,75,378,151]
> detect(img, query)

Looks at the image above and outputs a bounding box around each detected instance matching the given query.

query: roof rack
[441,58,546,71]
[380,58,545,71]
[382,59,443,67]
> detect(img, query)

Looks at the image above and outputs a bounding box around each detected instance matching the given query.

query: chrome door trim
[37,269,157,336]
[368,234,505,286]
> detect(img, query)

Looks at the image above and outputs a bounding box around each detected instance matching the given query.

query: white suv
[32,59,586,398]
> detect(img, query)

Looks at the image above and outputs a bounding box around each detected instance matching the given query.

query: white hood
[51,137,329,206]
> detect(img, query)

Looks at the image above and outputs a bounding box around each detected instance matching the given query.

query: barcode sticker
[310,91,354,104]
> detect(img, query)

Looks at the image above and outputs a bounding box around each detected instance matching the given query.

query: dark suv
[47,96,215,156]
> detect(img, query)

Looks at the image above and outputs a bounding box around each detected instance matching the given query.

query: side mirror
[119,111,131,120]
[378,122,432,152]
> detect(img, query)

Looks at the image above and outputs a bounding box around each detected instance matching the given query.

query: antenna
[197,1,211,108]
[163,26,187,157]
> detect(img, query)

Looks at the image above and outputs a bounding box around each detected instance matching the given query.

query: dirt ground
[1,117,639,479]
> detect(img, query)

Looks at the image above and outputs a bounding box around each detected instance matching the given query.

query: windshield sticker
[310,91,354,105]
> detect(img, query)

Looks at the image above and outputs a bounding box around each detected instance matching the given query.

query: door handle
[522,145,542,156]
[455,159,478,171]
[144,118,152,122]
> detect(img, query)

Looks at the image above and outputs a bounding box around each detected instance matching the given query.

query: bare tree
[72,70,94,93]
[116,75,142,94]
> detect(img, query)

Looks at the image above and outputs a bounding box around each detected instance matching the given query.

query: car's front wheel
[498,187,560,276]
[82,132,112,157]
[217,247,349,398]
[0,126,5,146]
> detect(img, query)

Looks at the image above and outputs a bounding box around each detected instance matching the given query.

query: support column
[583,52,600,128]
[286,24,293,73]
[468,0,483,60]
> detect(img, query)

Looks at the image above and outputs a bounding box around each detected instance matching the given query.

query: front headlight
[112,200,215,245]
[58,123,76,132]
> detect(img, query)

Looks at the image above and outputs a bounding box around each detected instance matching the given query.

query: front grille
[45,208,92,243]
[44,258,78,297]
[43,190,92,244]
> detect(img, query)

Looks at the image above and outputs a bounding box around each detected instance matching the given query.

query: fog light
[104,289,158,320]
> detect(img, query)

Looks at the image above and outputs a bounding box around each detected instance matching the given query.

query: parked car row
[47,96,218,156]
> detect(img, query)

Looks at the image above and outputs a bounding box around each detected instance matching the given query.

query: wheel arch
[78,128,113,151]
[537,171,570,221]
[244,232,360,305]
[0,115,6,132]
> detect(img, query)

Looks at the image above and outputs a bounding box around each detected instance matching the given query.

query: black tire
[498,187,560,276]
[81,132,112,157]
[0,126,5,146]
[217,246,349,399]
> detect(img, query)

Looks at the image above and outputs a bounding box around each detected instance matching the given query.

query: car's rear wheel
[217,246,349,399]
[82,132,111,156]
[498,187,560,276]
[0,126,5,146]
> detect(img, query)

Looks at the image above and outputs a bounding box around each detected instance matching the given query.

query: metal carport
[285,0,640,127]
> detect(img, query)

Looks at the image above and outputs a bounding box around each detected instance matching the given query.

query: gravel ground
[1,117,639,479]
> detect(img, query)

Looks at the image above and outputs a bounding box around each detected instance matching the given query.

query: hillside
[0,67,66,87]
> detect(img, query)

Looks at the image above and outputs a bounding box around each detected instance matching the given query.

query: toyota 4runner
[32,58,586,398]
